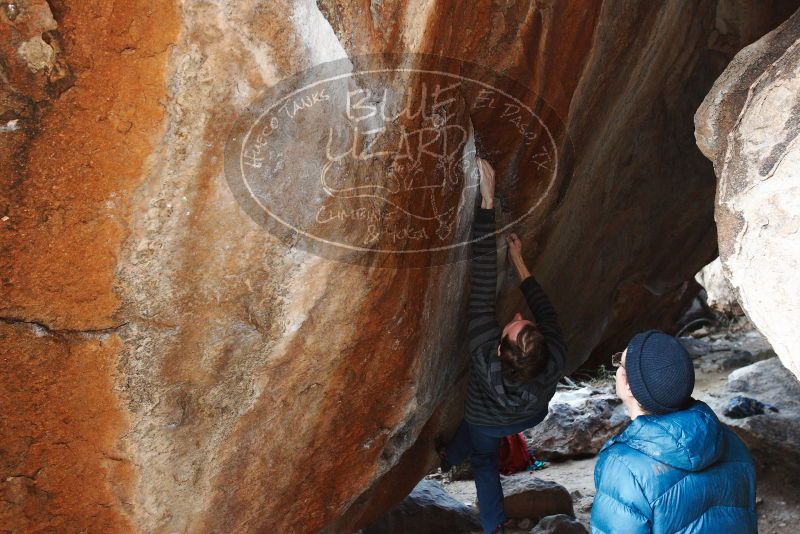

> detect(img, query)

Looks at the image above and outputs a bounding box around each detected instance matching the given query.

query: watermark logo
[224,53,567,267]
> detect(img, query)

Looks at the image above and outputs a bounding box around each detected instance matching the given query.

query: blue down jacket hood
[611,399,724,471]
[591,400,757,534]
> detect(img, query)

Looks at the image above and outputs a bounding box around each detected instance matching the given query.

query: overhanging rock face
[695,6,800,380]
[1,1,795,532]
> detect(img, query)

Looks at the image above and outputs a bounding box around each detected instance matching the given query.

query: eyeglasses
[611,351,624,368]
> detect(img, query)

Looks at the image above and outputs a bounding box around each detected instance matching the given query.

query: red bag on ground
[497,432,532,475]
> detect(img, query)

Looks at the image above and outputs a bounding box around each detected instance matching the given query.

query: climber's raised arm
[506,233,567,373]
[467,157,501,354]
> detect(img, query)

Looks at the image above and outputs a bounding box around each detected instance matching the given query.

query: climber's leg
[469,424,506,534]
[443,418,472,466]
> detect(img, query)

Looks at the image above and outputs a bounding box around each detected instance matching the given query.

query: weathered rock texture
[2,1,797,533]
[531,514,589,534]
[1,1,178,532]
[695,257,743,316]
[501,477,574,522]
[522,386,630,461]
[703,358,800,476]
[359,479,481,534]
[695,6,800,379]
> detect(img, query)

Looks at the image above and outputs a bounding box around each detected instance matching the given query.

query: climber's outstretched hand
[506,233,522,258]
[506,233,531,280]
[476,156,495,209]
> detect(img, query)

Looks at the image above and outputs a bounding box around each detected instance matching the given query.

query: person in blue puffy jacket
[591,330,757,534]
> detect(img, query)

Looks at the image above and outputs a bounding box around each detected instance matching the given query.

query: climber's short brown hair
[498,324,547,383]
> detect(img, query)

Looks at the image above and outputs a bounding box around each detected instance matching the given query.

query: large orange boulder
[1,1,795,532]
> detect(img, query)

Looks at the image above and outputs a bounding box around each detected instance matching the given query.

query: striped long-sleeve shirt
[463,203,568,426]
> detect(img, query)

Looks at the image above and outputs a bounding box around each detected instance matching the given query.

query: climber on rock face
[436,156,567,534]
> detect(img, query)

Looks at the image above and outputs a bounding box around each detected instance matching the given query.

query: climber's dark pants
[445,412,546,533]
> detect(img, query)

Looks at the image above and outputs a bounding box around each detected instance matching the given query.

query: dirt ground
[441,457,597,527]
[436,324,800,532]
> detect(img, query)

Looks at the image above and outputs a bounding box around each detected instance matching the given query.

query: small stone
[1,216,9,222]
[722,395,777,418]
[17,36,56,73]
[679,337,712,359]
[0,119,20,132]
[531,514,588,534]
[692,326,710,337]
[719,350,754,370]
[502,476,574,521]
[4,2,19,21]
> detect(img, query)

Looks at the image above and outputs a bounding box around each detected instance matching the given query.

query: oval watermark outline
[225,52,568,263]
